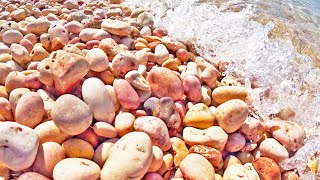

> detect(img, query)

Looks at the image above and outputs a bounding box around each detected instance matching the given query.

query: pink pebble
[19,39,33,53]
[183,75,202,103]
[113,79,140,110]
[144,173,164,180]
[86,40,100,50]
[68,37,81,44]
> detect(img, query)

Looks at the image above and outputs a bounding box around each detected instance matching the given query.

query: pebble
[62,138,94,159]
[184,103,215,129]
[82,78,115,123]
[147,67,184,100]
[111,51,139,77]
[189,145,223,170]
[52,94,93,135]
[26,19,51,35]
[180,153,215,180]
[2,30,23,44]
[101,19,132,36]
[53,158,101,180]
[0,122,39,171]
[113,79,140,109]
[170,137,189,167]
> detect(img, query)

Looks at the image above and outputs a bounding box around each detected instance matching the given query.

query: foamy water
[125,0,320,178]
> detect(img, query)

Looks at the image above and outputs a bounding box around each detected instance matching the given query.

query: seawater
[125,0,320,178]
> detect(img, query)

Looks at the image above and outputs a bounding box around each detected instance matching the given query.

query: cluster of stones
[0,0,306,180]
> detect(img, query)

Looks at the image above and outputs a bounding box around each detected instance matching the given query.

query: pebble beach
[0,0,318,179]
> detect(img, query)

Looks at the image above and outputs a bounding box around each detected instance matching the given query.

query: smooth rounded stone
[0,97,13,121]
[252,157,281,180]
[62,138,94,159]
[53,158,101,180]
[184,103,215,129]
[225,133,246,153]
[17,172,50,180]
[37,89,55,119]
[125,70,150,90]
[183,126,228,151]
[134,116,171,151]
[101,132,153,180]
[30,46,50,61]
[48,23,69,44]
[99,38,123,60]
[85,48,109,72]
[101,19,132,36]
[2,30,23,44]
[113,79,140,109]
[143,97,159,115]
[82,78,115,123]
[37,53,89,95]
[47,13,60,21]
[183,75,202,103]
[137,12,154,28]
[223,163,260,180]
[0,63,14,85]
[106,8,122,18]
[10,43,31,68]
[9,88,30,112]
[153,97,181,130]
[15,92,44,128]
[114,112,135,137]
[239,117,264,143]
[0,122,39,171]
[140,26,152,37]
[147,67,184,101]
[154,44,169,65]
[52,94,92,135]
[161,37,186,52]
[212,86,248,104]
[170,137,189,167]
[24,72,42,89]
[147,146,163,172]
[259,138,289,163]
[34,121,70,144]
[51,37,67,51]
[111,51,138,77]
[180,153,215,180]
[189,145,223,170]
[26,19,51,35]
[93,122,117,138]
[24,33,37,45]
[11,9,27,22]
[79,28,110,42]
[5,71,26,93]
[215,99,249,133]
[32,142,65,178]
[65,21,83,34]
[176,48,190,62]
[264,120,305,152]
[86,40,100,50]
[68,11,89,22]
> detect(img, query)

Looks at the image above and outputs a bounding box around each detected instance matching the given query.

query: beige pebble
[93,122,117,138]
[259,138,289,163]
[184,103,215,129]
[62,138,94,159]
[2,30,23,44]
[53,158,101,180]
[34,120,71,144]
[52,94,93,135]
[180,153,215,180]
[101,19,132,36]
[147,146,164,172]
[114,112,135,137]
[93,138,117,167]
